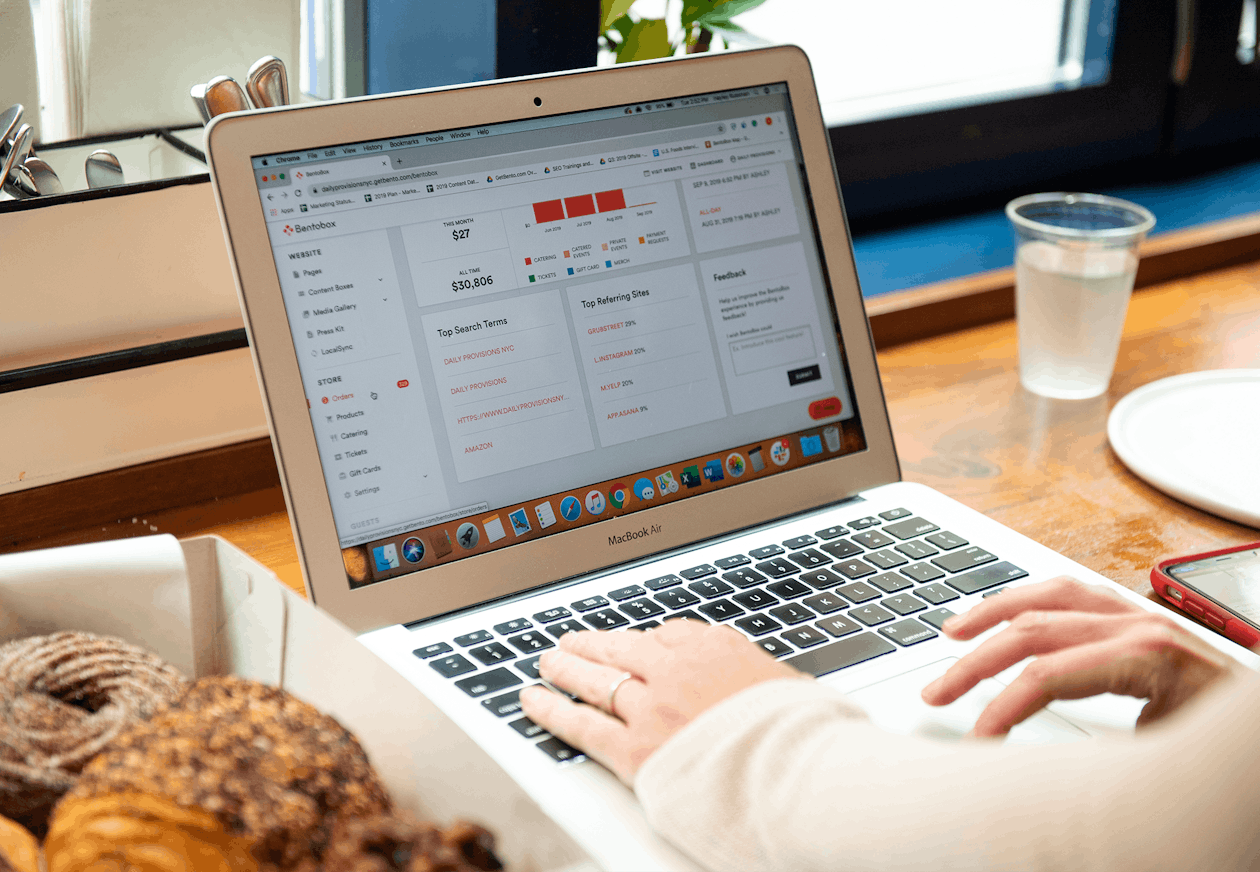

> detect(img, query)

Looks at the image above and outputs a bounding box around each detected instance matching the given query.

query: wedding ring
[605,671,635,718]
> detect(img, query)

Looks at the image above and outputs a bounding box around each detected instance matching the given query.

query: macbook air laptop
[206,46,1243,870]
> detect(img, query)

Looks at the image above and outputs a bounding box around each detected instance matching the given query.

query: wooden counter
[5,259,1259,604]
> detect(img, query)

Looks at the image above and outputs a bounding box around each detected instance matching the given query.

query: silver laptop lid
[207,47,898,633]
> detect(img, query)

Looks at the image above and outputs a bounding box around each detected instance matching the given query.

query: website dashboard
[252,85,865,588]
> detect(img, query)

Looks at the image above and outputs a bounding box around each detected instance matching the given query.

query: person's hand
[519,619,802,784]
[920,575,1241,737]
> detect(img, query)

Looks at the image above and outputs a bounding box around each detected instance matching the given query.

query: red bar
[532,199,564,223]
[595,189,626,212]
[564,194,596,218]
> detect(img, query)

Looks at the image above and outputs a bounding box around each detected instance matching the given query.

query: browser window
[251,84,866,588]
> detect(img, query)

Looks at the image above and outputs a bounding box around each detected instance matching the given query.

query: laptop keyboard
[413,508,1028,763]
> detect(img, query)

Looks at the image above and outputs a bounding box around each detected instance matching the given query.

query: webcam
[533,97,542,107]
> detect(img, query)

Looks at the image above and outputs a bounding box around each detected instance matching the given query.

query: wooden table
[8,260,1260,606]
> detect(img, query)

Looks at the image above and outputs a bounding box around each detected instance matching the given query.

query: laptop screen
[250,83,866,589]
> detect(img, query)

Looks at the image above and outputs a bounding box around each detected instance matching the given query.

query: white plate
[1108,370,1260,529]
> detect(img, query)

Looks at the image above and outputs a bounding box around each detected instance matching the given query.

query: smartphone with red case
[1153,542,1260,648]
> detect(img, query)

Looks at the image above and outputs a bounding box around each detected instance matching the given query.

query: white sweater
[634,672,1260,871]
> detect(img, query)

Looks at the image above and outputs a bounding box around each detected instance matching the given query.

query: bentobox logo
[284,220,337,236]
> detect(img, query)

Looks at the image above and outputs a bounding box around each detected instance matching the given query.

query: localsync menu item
[422,290,595,481]
[567,264,727,446]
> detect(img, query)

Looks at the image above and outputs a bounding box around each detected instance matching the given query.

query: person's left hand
[520,619,802,784]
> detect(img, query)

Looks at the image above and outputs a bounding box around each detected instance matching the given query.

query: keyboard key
[946,562,1029,595]
[815,525,847,540]
[510,716,548,739]
[884,516,941,540]
[925,531,968,550]
[715,554,751,569]
[750,545,786,559]
[849,604,896,626]
[767,578,812,599]
[983,587,1008,598]
[723,568,769,588]
[545,619,586,638]
[895,540,939,560]
[735,613,784,636]
[633,621,662,631]
[680,564,717,580]
[917,583,960,605]
[879,619,939,647]
[836,581,880,603]
[755,558,799,579]
[799,568,846,589]
[847,517,881,530]
[454,630,493,647]
[820,539,863,560]
[698,599,745,622]
[644,574,683,591]
[878,508,912,521]
[802,592,846,614]
[663,610,709,624]
[768,603,816,625]
[851,530,895,549]
[537,737,583,763]
[920,608,957,631]
[866,549,908,570]
[756,637,795,658]
[572,595,610,612]
[901,562,946,583]
[533,606,572,623]
[413,642,452,660]
[780,626,829,649]
[932,547,998,573]
[507,631,554,654]
[619,598,666,620]
[814,614,862,638]
[607,584,646,601]
[430,654,476,679]
[783,534,818,550]
[834,559,877,580]
[870,572,914,594]
[493,618,532,635]
[787,549,832,570]
[454,668,521,698]
[482,687,526,718]
[732,589,779,610]
[516,656,542,680]
[689,578,735,599]
[654,588,702,609]
[468,642,515,665]
[785,633,895,676]
[882,593,929,616]
[584,609,630,630]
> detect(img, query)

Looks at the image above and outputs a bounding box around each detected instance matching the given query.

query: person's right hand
[920,576,1243,737]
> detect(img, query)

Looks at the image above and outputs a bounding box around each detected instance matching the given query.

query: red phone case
[1152,542,1260,648]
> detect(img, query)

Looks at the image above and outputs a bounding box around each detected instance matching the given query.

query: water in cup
[1016,240,1137,399]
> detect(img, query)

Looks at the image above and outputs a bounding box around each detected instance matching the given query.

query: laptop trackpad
[843,658,1090,745]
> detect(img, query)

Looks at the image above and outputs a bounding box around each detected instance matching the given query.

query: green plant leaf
[601,0,638,32]
[681,0,716,30]
[611,14,635,40]
[699,0,768,27]
[616,18,673,63]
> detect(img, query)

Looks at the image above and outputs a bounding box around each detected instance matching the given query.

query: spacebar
[784,633,896,677]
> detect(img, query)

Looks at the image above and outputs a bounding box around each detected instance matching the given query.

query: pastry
[0,631,187,834]
[45,676,391,871]
[0,813,39,872]
[323,814,503,872]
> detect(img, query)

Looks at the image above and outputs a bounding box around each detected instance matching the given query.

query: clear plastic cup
[1006,193,1155,399]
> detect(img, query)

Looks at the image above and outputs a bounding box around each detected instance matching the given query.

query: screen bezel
[207,46,901,634]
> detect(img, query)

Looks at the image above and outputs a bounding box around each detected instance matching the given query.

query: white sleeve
[633,673,1260,872]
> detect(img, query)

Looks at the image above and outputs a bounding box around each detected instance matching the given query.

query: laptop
[206,46,1234,870]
